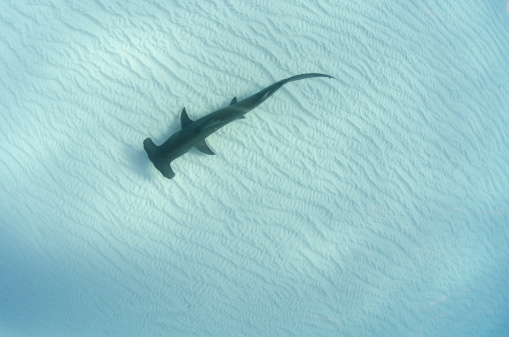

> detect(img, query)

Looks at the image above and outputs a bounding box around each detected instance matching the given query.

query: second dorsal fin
[181,108,193,129]
[230,97,237,105]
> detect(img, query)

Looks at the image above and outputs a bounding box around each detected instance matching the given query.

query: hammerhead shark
[144,73,333,179]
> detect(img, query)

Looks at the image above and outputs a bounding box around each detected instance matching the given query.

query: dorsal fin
[230,97,237,105]
[180,108,193,129]
[195,140,215,155]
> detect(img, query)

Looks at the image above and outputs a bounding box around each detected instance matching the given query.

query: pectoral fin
[195,140,215,155]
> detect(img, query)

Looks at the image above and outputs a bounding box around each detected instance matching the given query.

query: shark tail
[282,73,334,85]
[258,73,333,104]
[143,138,176,179]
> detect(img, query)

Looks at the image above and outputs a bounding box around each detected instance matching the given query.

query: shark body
[144,73,333,179]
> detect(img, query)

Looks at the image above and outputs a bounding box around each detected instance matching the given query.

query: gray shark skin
[144,73,333,179]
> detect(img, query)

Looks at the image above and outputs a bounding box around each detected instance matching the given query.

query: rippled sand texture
[1,1,508,337]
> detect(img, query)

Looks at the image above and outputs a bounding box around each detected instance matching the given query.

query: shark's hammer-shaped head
[143,138,176,179]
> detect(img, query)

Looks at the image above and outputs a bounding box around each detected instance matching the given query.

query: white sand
[1,1,508,336]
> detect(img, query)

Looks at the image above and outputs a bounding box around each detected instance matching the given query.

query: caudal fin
[282,73,334,85]
[253,73,333,106]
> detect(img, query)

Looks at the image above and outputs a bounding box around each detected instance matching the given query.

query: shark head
[143,138,176,179]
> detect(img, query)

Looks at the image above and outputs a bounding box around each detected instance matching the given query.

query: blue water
[1,1,508,336]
